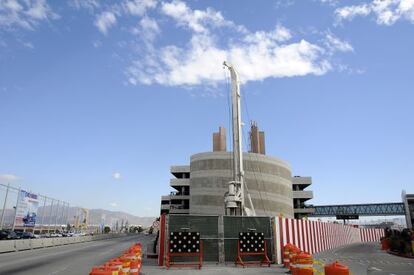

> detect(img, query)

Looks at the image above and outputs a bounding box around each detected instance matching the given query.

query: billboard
[15,190,39,227]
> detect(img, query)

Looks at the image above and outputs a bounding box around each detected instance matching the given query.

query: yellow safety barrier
[292,253,313,275]
[311,260,325,275]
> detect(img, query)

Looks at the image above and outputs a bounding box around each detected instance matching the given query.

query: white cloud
[135,16,160,42]
[127,28,332,86]
[95,11,117,35]
[89,0,157,35]
[318,0,339,6]
[335,0,414,25]
[0,0,58,30]
[274,0,295,9]
[161,0,242,34]
[324,33,354,53]
[110,202,118,207]
[244,25,292,44]
[113,172,122,180]
[123,0,157,16]
[335,4,371,21]
[69,0,100,11]
[126,1,339,86]
[77,0,352,87]
[0,174,21,182]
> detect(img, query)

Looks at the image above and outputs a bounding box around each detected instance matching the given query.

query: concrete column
[218,215,225,264]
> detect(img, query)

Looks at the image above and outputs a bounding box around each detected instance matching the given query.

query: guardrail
[0,233,130,253]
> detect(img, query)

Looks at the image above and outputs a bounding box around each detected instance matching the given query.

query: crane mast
[223,61,244,216]
[223,61,256,216]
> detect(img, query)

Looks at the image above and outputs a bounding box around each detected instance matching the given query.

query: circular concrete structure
[189,152,294,218]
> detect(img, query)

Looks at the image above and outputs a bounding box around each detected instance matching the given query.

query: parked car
[19,232,36,239]
[62,232,75,237]
[49,232,63,238]
[39,233,51,238]
[5,231,21,240]
[0,230,10,240]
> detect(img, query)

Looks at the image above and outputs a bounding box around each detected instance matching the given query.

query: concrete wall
[0,233,130,254]
[190,152,294,218]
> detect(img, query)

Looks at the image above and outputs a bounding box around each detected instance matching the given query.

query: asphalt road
[142,243,414,275]
[0,234,155,275]
[314,242,414,275]
[1,239,412,275]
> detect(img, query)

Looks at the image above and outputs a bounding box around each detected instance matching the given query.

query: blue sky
[0,0,413,217]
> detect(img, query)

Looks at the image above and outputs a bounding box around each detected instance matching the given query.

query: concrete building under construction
[160,123,314,218]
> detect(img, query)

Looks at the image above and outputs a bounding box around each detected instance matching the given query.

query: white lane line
[48,265,70,275]
[367,267,382,272]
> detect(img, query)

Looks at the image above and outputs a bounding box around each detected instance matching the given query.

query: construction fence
[158,214,385,265]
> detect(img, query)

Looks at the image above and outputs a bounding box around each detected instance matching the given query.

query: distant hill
[85,208,156,227]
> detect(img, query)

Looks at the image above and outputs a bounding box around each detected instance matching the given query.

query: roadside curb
[386,250,414,259]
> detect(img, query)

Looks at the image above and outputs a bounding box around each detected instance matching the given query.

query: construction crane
[74,208,89,231]
[223,61,256,216]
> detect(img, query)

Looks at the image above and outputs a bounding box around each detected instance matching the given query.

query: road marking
[48,265,69,275]
[367,266,382,271]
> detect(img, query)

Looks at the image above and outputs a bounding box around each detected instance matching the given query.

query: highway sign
[336,214,359,220]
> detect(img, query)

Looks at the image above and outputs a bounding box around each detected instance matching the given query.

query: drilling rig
[223,61,256,216]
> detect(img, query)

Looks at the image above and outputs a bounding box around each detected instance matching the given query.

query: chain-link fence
[165,214,275,263]
[0,183,70,233]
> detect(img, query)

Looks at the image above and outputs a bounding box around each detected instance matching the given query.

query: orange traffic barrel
[105,258,123,271]
[129,259,141,275]
[289,246,301,271]
[292,252,313,275]
[325,261,350,275]
[89,266,119,275]
[381,239,389,250]
[126,245,141,254]
[283,243,294,267]
[119,256,131,275]
[124,252,141,262]
[127,248,142,258]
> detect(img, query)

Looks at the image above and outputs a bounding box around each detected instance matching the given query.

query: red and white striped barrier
[360,227,384,242]
[274,217,384,264]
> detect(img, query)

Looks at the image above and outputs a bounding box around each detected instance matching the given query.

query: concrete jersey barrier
[30,239,44,249]
[0,233,132,253]
[0,240,16,253]
[15,239,31,251]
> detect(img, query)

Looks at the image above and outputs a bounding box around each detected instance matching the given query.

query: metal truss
[311,202,405,217]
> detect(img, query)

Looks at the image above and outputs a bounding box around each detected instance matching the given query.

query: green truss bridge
[310,202,405,217]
